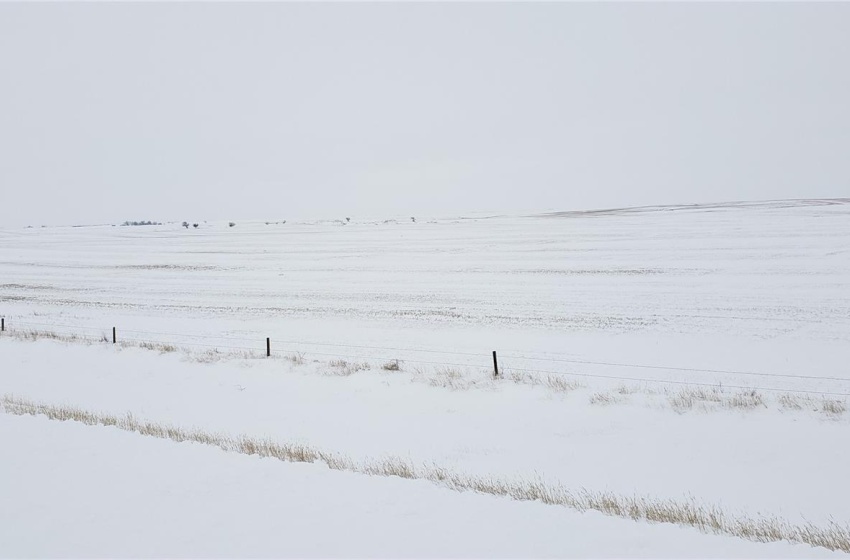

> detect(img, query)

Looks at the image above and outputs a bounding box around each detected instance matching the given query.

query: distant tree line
[121,220,161,226]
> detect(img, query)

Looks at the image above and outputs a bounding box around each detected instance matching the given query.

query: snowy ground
[1,412,837,559]
[2,198,850,556]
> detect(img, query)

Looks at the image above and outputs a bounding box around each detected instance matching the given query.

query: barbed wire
[114,335,484,368]
[9,320,110,333]
[500,366,850,398]
[2,318,850,398]
[499,353,850,383]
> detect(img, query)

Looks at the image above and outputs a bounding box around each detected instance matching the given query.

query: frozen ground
[2,198,850,556]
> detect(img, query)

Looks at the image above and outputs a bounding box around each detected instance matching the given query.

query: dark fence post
[266,337,271,357]
[1,317,4,332]
[112,327,116,344]
[492,350,499,378]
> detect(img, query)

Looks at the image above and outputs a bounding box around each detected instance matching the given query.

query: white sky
[1,2,848,227]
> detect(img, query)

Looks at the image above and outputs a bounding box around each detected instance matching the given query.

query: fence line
[501,365,850,398]
[2,316,850,399]
[10,318,844,383]
[3,319,844,379]
[499,353,850,383]
[105,334,487,369]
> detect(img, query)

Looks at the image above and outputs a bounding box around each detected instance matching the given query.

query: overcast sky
[1,2,848,227]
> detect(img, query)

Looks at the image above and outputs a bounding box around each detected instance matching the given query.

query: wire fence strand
[3,317,850,399]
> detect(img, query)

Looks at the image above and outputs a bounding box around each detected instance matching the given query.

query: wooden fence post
[1,317,4,332]
[492,350,499,378]
[112,327,116,344]
[267,337,271,357]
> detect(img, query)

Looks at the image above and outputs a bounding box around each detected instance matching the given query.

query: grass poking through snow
[326,359,371,376]
[1,394,848,553]
[381,359,402,371]
[2,330,845,417]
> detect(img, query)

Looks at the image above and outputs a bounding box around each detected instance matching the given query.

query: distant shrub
[193,223,199,228]
[182,222,189,229]
[229,222,236,227]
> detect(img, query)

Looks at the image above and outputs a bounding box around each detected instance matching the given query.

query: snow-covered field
[2,198,850,556]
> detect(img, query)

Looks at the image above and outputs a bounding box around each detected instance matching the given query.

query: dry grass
[2,394,848,553]
[616,384,642,395]
[426,367,486,390]
[778,393,805,410]
[542,375,583,393]
[779,394,847,417]
[192,348,261,363]
[505,371,583,394]
[4,328,95,345]
[284,352,305,366]
[667,387,724,412]
[193,348,225,363]
[3,328,264,363]
[589,391,626,406]
[136,341,178,353]
[725,390,766,410]
[666,387,767,413]
[822,399,847,416]
[408,366,504,391]
[381,359,402,371]
[326,359,370,376]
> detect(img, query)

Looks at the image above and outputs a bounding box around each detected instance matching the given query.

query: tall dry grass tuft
[5,329,93,344]
[666,387,770,413]
[589,392,626,406]
[822,399,847,416]
[407,366,493,391]
[193,348,262,363]
[381,359,402,371]
[777,394,846,418]
[326,359,370,376]
[136,341,178,353]
[725,390,765,410]
[667,387,724,412]
[428,367,478,390]
[778,394,804,410]
[2,394,849,553]
[284,352,305,366]
[505,371,583,394]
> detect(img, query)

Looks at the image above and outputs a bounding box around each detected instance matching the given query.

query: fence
[2,316,850,399]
